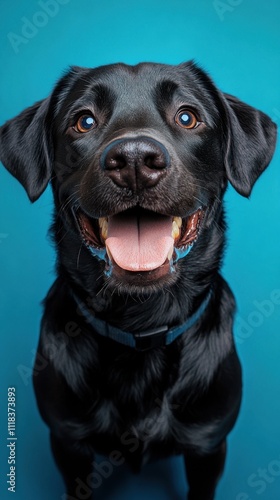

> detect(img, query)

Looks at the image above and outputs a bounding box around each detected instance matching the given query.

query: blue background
[0,0,279,499]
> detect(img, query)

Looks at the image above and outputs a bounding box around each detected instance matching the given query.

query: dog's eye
[175,109,198,129]
[74,114,97,133]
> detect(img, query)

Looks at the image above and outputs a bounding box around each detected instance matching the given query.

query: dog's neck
[71,287,213,351]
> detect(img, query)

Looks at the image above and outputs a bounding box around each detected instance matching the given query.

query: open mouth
[74,206,204,277]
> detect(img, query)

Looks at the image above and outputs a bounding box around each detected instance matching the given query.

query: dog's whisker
[76,244,83,269]
[58,189,80,215]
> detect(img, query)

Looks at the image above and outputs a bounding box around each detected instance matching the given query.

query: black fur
[0,61,277,499]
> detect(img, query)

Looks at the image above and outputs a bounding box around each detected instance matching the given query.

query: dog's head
[0,62,276,291]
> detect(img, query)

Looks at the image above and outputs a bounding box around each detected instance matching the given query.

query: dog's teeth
[99,218,108,240]
[173,216,182,228]
[172,220,181,240]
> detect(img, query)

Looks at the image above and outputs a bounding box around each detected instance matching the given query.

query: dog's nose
[101,136,170,191]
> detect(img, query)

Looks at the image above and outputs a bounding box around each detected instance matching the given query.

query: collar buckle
[134,325,169,351]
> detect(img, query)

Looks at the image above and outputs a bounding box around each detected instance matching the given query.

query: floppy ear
[0,98,52,202]
[223,93,277,197]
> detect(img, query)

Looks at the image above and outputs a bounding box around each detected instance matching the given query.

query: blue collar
[73,290,212,351]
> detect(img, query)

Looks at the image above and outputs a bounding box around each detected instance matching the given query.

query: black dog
[0,61,277,500]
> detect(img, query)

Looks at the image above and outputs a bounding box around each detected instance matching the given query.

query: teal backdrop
[0,1,279,499]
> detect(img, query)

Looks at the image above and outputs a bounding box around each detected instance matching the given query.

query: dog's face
[0,62,276,291]
[53,63,227,287]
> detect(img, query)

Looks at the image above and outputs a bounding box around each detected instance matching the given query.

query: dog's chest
[84,349,181,464]
[88,390,178,468]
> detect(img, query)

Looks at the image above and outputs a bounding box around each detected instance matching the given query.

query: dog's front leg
[184,440,226,500]
[50,433,94,499]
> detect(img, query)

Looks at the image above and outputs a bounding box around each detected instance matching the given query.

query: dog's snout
[101,136,170,191]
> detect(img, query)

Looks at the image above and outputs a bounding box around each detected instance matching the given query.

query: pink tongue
[106,211,174,271]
